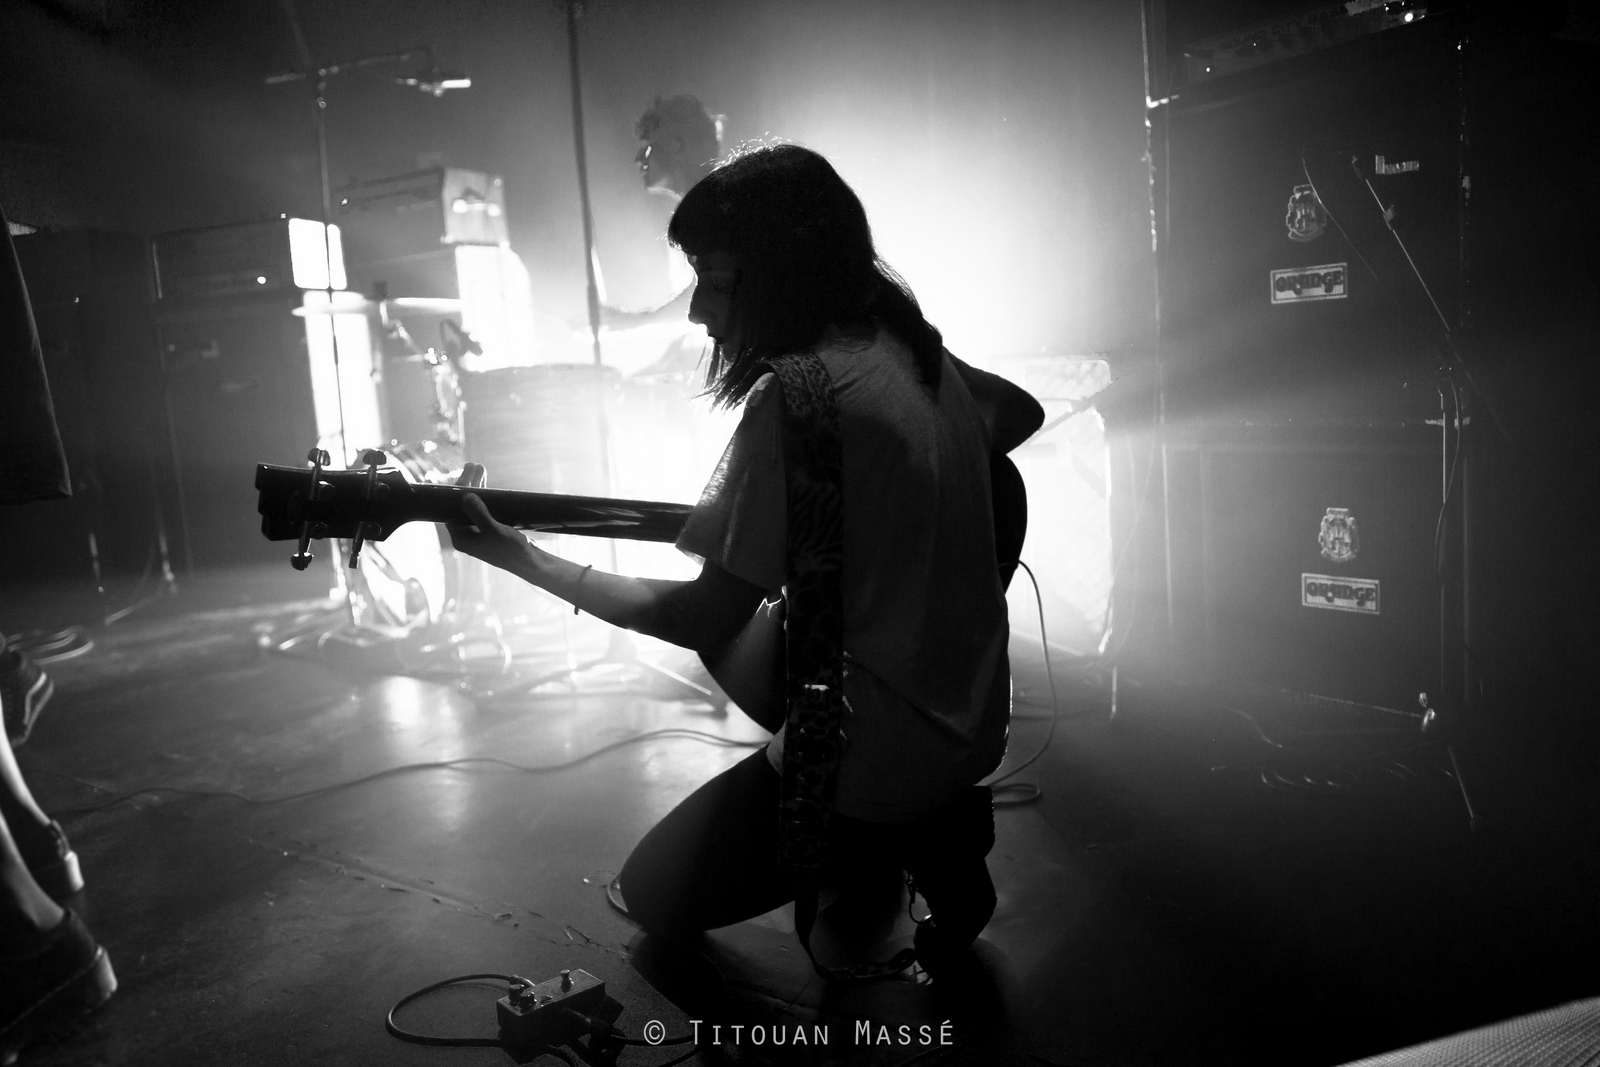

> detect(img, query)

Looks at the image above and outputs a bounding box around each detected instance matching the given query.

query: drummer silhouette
[597,95,726,335]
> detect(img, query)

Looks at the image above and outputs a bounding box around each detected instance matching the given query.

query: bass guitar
[256,447,1025,582]
[255,448,694,572]
[255,448,1026,723]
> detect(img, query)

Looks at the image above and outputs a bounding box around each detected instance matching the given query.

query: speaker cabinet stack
[152,218,379,569]
[1138,1,1476,713]
[333,167,537,375]
[154,292,319,568]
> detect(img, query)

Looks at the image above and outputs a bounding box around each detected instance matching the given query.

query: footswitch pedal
[496,968,605,1048]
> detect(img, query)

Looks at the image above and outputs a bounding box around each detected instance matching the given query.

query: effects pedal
[496,968,605,1048]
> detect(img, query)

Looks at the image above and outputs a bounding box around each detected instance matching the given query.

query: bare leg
[0,726,51,842]
[0,809,115,1067]
[0,695,82,899]
[0,808,62,956]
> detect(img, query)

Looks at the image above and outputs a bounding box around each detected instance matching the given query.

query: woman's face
[687,250,742,348]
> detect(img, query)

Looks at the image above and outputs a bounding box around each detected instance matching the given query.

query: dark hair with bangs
[667,143,943,408]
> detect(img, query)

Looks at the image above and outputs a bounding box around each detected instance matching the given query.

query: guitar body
[700,599,788,732]
[991,451,1028,594]
[698,453,1028,726]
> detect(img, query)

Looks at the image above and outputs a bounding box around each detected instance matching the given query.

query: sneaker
[19,820,84,900]
[1,648,53,747]
[0,909,116,1066]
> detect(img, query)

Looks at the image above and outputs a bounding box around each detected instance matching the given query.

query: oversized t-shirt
[677,328,1010,822]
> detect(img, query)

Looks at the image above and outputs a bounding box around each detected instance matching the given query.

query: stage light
[299,288,381,464]
[287,218,346,291]
[397,68,472,97]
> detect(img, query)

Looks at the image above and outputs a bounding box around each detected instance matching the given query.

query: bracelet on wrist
[573,564,593,615]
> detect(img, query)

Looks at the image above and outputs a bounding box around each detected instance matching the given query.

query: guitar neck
[252,462,694,545]
[403,483,694,543]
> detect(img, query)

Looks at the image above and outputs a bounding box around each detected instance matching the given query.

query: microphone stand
[1343,152,1484,831]
[1292,139,1488,831]
[265,44,466,469]
[488,1,711,704]
[563,0,618,548]
[264,41,465,639]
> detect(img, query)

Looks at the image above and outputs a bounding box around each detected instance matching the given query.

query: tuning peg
[292,448,335,570]
[347,521,381,569]
[303,448,332,499]
[359,449,389,501]
[291,532,315,570]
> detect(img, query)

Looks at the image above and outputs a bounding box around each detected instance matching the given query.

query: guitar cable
[37,728,765,818]
[382,972,698,1066]
[986,560,1064,807]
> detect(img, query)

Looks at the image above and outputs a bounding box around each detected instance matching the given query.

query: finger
[455,462,485,488]
[461,492,500,530]
[446,483,488,537]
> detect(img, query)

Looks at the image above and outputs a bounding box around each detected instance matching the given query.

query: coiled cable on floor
[4,626,95,664]
[385,972,530,1050]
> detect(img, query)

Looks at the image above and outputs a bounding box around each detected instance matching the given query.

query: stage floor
[7,564,1596,1067]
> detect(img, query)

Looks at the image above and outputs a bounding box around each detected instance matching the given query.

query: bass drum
[460,364,619,497]
[346,440,463,634]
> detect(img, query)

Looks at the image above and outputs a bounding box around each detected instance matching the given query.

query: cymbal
[292,296,464,317]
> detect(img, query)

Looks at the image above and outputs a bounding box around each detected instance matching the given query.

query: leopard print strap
[764,352,844,886]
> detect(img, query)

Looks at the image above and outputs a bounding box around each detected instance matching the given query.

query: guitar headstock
[256,464,421,539]
[257,451,427,570]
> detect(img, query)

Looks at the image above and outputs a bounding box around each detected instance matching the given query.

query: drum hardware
[290,295,464,317]
[386,340,465,426]
[473,626,718,703]
[374,312,469,445]
[425,320,472,446]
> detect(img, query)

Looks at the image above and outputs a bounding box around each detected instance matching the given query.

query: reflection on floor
[7,564,1597,1066]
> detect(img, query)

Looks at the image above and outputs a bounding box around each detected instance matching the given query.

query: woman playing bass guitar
[446,143,1043,981]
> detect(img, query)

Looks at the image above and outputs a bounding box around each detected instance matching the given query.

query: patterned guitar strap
[766,353,917,982]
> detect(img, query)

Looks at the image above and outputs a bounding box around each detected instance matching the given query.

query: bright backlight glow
[288,218,347,291]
